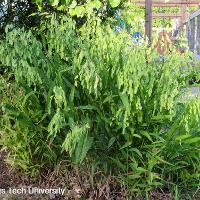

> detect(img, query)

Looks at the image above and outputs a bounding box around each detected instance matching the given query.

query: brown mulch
[0,150,128,200]
[0,151,199,200]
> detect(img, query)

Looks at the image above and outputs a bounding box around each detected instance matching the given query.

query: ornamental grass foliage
[0,15,199,195]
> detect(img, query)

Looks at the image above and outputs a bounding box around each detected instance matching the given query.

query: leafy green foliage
[32,0,122,16]
[0,15,199,197]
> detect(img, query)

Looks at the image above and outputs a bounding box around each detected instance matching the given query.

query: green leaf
[175,134,191,141]
[108,137,116,149]
[128,174,141,179]
[120,140,132,150]
[57,5,65,10]
[93,0,102,9]
[69,0,77,8]
[184,137,200,144]
[52,0,59,6]
[119,92,130,114]
[109,0,121,8]
[156,156,174,166]
[141,131,153,142]
[69,6,85,17]
[75,134,93,164]
[65,0,70,5]
[129,148,143,158]
[86,0,102,11]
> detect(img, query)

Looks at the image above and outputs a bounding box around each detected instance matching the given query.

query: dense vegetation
[0,14,199,198]
[0,0,200,198]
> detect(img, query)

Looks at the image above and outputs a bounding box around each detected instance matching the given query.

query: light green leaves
[86,0,102,14]
[35,0,43,11]
[62,124,93,164]
[109,0,121,8]
[176,135,200,144]
[87,0,102,10]
[119,92,130,114]
[48,110,66,137]
[53,86,67,109]
[69,5,85,17]
[69,0,77,8]
[175,134,191,141]
[52,0,59,6]
[69,0,102,17]
[74,134,93,164]
[33,0,120,14]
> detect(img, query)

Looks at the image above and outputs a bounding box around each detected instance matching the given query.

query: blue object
[116,15,124,30]
[115,10,143,45]
[115,10,125,32]
[132,32,142,43]
[132,32,141,38]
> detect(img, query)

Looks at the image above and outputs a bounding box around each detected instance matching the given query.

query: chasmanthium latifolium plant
[0,15,199,193]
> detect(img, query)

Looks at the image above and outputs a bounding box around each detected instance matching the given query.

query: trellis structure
[136,0,200,43]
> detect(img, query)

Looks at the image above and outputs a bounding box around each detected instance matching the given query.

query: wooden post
[145,0,152,44]
[179,0,187,27]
